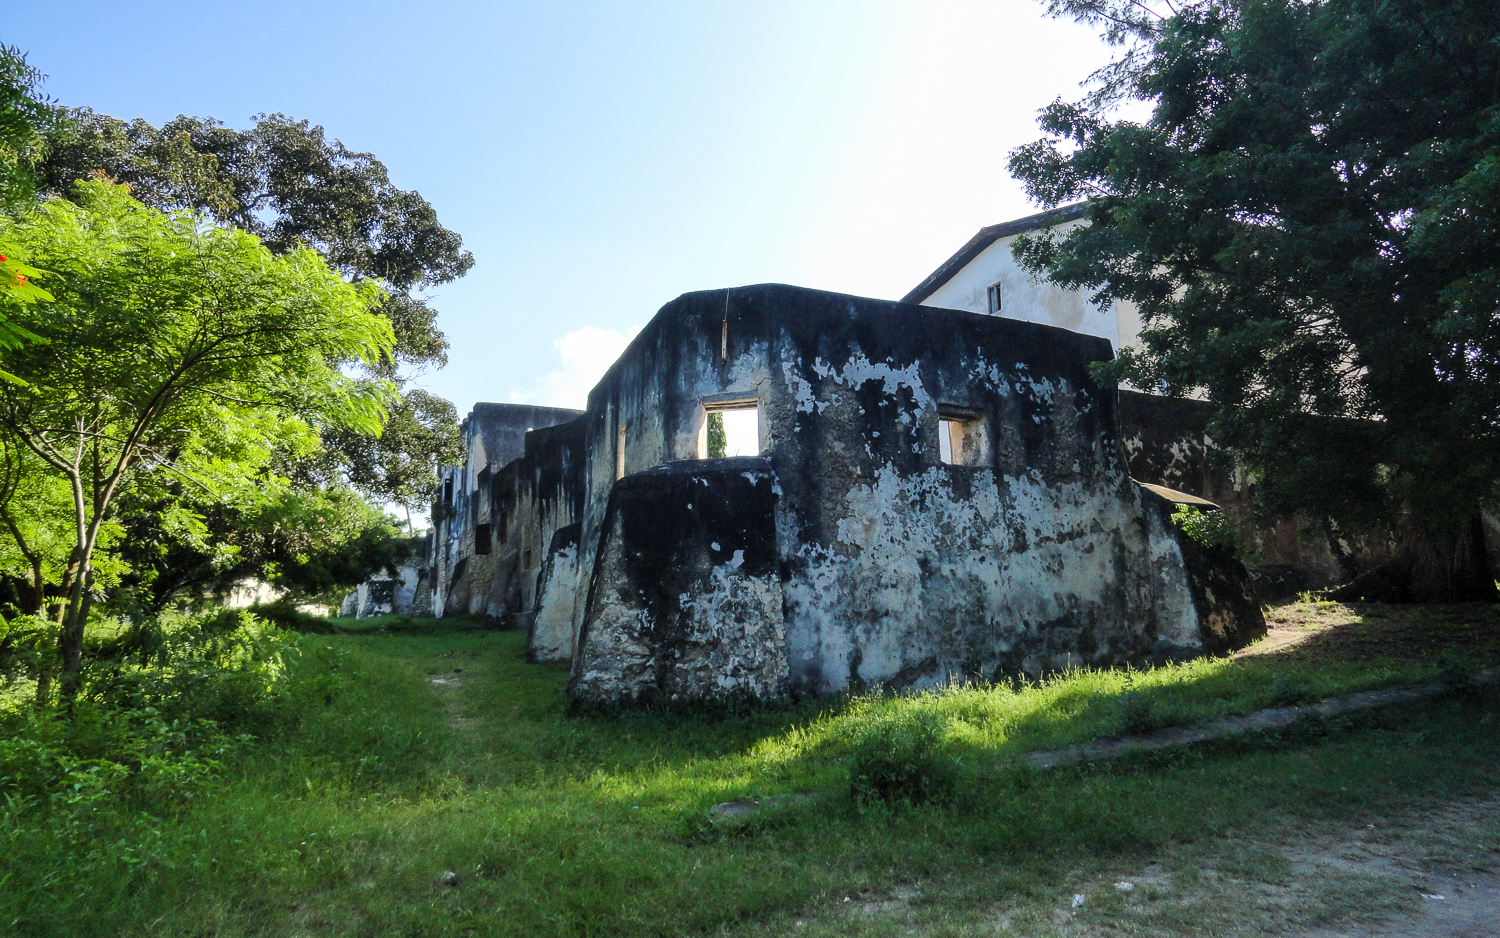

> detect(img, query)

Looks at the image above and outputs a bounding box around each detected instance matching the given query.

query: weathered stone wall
[568,459,787,703]
[336,534,433,618]
[487,417,588,630]
[529,523,582,662]
[1116,390,1396,595]
[431,403,581,616]
[563,285,1264,704]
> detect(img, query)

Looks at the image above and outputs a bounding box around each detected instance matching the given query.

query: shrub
[846,705,957,805]
[249,598,338,633]
[0,606,317,820]
[1170,505,1238,551]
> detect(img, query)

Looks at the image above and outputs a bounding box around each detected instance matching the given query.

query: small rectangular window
[939,418,961,464]
[699,398,760,458]
[442,477,454,505]
[523,549,533,571]
[474,523,492,555]
[987,282,1003,314]
[938,407,987,466]
[496,509,508,541]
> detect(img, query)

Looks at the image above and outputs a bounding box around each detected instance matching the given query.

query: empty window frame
[698,396,760,458]
[474,523,492,555]
[987,282,1003,315]
[938,407,987,466]
[442,477,454,505]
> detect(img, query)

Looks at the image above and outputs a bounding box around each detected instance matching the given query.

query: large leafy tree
[1009,0,1500,602]
[0,180,395,694]
[114,479,413,613]
[38,109,471,512]
[0,45,53,370]
[0,44,55,211]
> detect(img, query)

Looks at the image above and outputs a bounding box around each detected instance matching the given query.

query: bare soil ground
[784,790,1500,938]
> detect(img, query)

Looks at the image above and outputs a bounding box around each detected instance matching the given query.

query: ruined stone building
[414,264,1267,704]
[352,203,1473,703]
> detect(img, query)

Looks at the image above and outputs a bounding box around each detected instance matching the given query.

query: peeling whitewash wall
[558,284,1261,705]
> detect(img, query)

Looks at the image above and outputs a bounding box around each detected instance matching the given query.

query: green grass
[2,605,1498,936]
[325,612,489,634]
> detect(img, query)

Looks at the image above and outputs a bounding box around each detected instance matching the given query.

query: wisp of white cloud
[509,325,640,410]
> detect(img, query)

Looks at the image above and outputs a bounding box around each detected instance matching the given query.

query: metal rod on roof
[721,288,730,363]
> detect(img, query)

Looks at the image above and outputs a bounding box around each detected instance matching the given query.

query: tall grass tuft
[845,702,957,805]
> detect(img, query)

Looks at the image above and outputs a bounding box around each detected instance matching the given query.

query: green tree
[0,45,54,376]
[112,477,413,612]
[316,387,463,525]
[0,44,55,211]
[706,411,727,459]
[0,180,395,695]
[38,109,472,508]
[1009,0,1500,602]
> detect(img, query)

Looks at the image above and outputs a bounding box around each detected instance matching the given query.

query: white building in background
[903,202,1143,353]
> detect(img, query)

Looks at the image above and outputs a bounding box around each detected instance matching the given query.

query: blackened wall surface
[568,459,786,702]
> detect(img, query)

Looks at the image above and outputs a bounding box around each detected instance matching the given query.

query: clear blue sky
[9,0,1126,412]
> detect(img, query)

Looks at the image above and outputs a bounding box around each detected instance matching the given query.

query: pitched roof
[901,202,1088,305]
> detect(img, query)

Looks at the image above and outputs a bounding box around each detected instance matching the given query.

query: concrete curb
[706,666,1499,818]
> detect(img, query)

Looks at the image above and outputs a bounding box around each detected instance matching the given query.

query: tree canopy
[0,44,55,212]
[0,180,397,688]
[1008,0,1500,601]
[38,109,471,512]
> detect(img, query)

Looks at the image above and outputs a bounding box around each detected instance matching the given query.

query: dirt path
[788,795,1500,937]
[425,650,477,736]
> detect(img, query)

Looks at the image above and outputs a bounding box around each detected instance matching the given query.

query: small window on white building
[987,282,1003,315]
[699,399,760,458]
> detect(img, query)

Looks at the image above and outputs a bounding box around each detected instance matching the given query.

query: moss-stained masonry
[528,284,1262,704]
[422,285,1262,703]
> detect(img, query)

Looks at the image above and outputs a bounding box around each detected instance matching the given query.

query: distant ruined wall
[488,417,588,632]
[1116,391,1397,595]
[431,403,581,617]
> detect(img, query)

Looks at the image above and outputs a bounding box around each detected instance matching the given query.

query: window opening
[496,509,508,541]
[939,418,960,464]
[699,401,759,458]
[523,549,533,572]
[442,477,453,505]
[474,523,492,555]
[938,407,987,466]
[987,282,1003,315]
